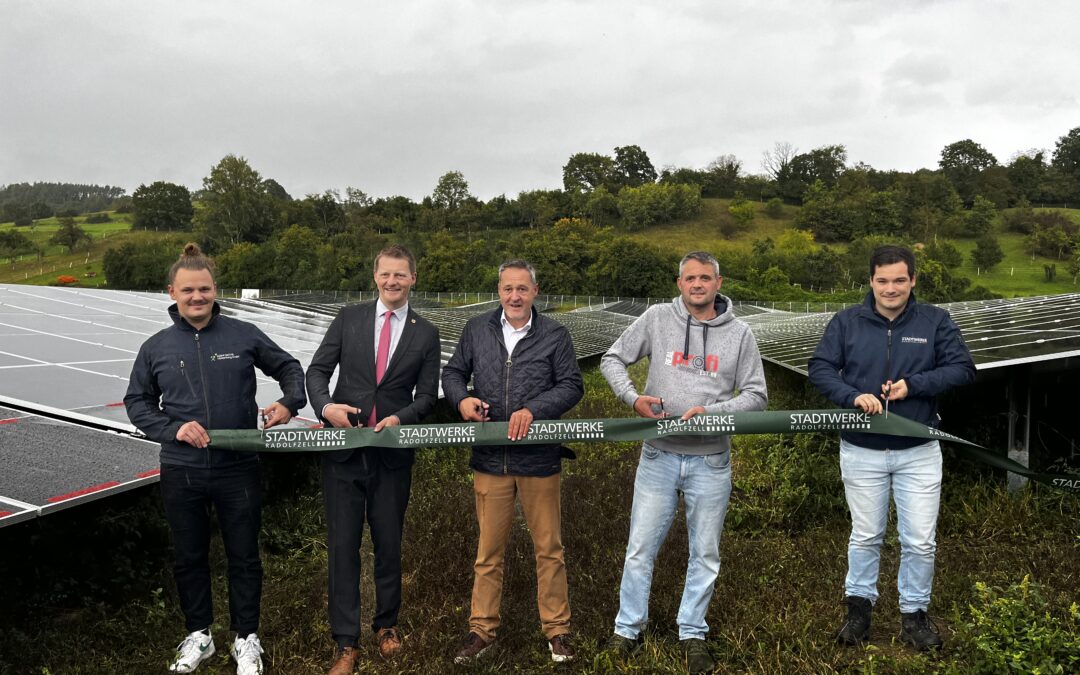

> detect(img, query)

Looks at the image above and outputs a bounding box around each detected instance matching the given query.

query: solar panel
[5,283,1079,526]
[0,402,159,527]
[745,293,1080,374]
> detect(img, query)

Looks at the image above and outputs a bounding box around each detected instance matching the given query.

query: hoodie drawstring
[682,314,710,370]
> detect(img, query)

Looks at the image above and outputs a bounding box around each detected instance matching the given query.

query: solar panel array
[745,293,1080,374]
[4,283,1079,527]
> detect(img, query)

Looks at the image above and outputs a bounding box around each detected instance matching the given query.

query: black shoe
[680,638,714,674]
[836,596,873,645]
[604,633,641,659]
[900,610,944,651]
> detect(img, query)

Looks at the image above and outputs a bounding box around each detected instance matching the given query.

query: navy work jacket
[808,291,975,449]
[125,303,307,468]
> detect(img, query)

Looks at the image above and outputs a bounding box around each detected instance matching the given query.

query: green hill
[3,201,1078,298]
[633,199,1080,297]
[0,213,178,287]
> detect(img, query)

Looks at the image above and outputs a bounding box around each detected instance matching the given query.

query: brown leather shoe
[453,631,494,664]
[328,646,360,675]
[549,633,575,662]
[375,627,403,658]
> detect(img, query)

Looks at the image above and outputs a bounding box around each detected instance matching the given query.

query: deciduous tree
[50,217,92,253]
[194,155,277,252]
[612,145,657,190]
[132,181,194,231]
[431,171,472,210]
[939,139,998,205]
[562,153,615,193]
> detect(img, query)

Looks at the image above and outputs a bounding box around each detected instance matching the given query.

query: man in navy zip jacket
[442,259,584,664]
[125,244,306,675]
[808,245,975,652]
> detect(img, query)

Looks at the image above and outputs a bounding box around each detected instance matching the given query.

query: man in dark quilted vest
[442,259,584,665]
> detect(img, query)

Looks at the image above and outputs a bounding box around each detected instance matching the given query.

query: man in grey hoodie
[600,251,767,674]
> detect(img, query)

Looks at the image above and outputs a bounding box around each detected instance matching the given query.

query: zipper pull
[180,360,185,369]
[194,333,200,342]
[506,357,512,368]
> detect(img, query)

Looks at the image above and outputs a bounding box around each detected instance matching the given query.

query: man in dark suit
[306,245,441,674]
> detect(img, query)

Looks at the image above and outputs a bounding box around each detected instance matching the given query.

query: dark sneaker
[900,610,944,651]
[453,632,494,664]
[548,633,574,663]
[604,633,641,658]
[681,638,714,674]
[836,595,873,645]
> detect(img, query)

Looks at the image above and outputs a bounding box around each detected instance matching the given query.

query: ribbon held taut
[206,410,1079,493]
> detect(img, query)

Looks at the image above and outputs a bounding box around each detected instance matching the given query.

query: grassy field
[0,220,178,287]
[1,364,1076,674]
[628,198,796,258]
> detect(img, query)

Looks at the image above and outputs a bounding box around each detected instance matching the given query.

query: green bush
[84,212,110,224]
[764,197,785,218]
[945,576,1080,674]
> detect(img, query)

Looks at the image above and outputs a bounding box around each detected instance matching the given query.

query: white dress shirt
[501,311,532,357]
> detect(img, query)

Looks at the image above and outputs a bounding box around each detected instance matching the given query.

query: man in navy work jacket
[125,243,306,675]
[808,245,975,652]
[306,244,441,673]
[442,259,584,665]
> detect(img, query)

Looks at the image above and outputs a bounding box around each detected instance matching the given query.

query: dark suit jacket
[306,301,441,466]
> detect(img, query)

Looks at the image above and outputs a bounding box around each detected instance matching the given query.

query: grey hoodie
[600,294,768,456]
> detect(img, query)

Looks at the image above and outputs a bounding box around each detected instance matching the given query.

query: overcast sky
[2,0,1077,200]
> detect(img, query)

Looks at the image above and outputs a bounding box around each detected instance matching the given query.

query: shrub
[945,576,1080,674]
[84,212,110,224]
[13,216,32,227]
[764,197,785,218]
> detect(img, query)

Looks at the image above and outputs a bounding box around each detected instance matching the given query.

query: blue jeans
[840,440,942,613]
[160,461,263,635]
[614,443,732,641]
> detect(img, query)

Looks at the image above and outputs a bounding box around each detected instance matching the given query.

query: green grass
[949,213,1080,296]
[0,213,178,287]
[628,198,797,256]
[1,363,1076,673]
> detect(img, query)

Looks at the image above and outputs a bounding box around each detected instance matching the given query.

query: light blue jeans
[840,439,942,613]
[614,443,732,641]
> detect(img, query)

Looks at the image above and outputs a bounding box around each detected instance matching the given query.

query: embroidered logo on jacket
[901,336,928,344]
[210,352,240,362]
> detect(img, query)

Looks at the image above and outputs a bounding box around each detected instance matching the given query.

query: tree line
[0,182,128,223]
[10,126,1080,298]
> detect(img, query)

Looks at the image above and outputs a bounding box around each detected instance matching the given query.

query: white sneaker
[169,629,215,673]
[231,633,265,675]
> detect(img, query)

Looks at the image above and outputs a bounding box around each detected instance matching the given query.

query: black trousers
[160,461,263,636]
[323,450,413,648]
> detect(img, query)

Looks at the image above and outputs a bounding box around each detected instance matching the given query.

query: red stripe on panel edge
[136,469,161,479]
[0,418,19,425]
[0,511,12,517]
[47,481,122,503]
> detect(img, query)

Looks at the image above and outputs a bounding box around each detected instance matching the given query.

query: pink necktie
[369,310,393,427]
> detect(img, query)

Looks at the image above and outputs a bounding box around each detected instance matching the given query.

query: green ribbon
[208,409,1079,493]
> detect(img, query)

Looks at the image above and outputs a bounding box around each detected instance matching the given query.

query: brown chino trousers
[469,471,571,641]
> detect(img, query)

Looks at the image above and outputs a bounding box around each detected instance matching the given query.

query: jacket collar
[168,302,221,331]
[487,305,540,334]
